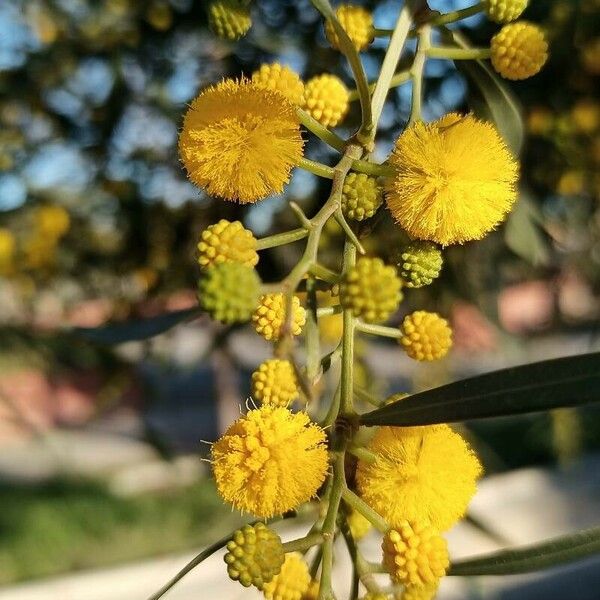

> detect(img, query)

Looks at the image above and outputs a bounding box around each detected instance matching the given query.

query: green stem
[318,451,346,600]
[427,46,491,60]
[351,159,395,177]
[354,385,382,407]
[305,276,321,383]
[408,25,431,125]
[310,0,373,144]
[322,382,341,428]
[370,5,412,138]
[335,209,365,254]
[355,321,402,339]
[373,27,394,37]
[317,305,342,318]
[348,69,411,102]
[340,240,356,416]
[309,263,342,283]
[282,532,325,553]
[341,488,389,533]
[256,228,308,250]
[426,2,483,27]
[298,157,335,179]
[347,445,377,464]
[298,108,346,152]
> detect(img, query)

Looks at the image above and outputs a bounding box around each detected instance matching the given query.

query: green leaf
[505,191,551,267]
[359,352,600,427]
[70,308,200,345]
[444,28,524,155]
[450,527,600,576]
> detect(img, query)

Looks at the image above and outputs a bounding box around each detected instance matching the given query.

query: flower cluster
[154,2,550,599]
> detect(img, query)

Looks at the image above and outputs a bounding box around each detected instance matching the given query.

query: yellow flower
[302,74,349,128]
[355,425,482,531]
[197,219,258,269]
[252,293,307,341]
[527,106,553,135]
[485,0,528,24]
[251,359,299,407]
[571,99,600,133]
[252,63,305,105]
[325,5,374,52]
[179,79,304,203]
[382,522,449,586]
[208,0,251,40]
[386,113,519,245]
[347,508,372,540]
[339,257,403,324]
[35,205,70,239]
[341,173,383,222]
[400,311,452,362]
[0,228,16,276]
[263,553,311,600]
[400,583,440,600]
[224,523,284,589]
[491,22,548,80]
[212,405,328,517]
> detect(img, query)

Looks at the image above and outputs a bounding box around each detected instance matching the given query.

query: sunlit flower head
[386,113,519,246]
[356,425,482,531]
[211,405,328,518]
[179,78,304,203]
[263,552,310,600]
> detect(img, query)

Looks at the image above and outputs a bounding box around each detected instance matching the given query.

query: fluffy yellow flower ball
[263,553,311,600]
[252,293,307,341]
[302,74,349,127]
[212,406,328,518]
[400,583,440,600]
[355,425,482,531]
[251,359,299,407]
[0,228,15,276]
[252,63,305,105]
[197,219,258,269]
[386,113,519,245]
[485,0,528,24]
[325,5,374,52]
[491,22,548,80]
[179,79,304,203]
[382,522,449,586]
[400,311,452,362]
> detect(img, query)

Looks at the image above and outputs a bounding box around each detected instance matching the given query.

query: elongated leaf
[450,527,600,576]
[70,307,200,344]
[444,28,524,155]
[360,352,600,426]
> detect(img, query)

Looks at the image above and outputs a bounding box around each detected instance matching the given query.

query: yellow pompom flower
[251,359,299,406]
[252,63,305,105]
[341,173,383,222]
[571,99,600,133]
[382,522,449,586]
[35,205,70,239]
[197,219,258,269]
[224,523,285,589]
[211,405,328,518]
[386,113,519,246]
[339,257,403,324]
[485,0,528,24]
[0,228,16,276]
[355,425,483,531]
[491,22,548,80]
[302,74,349,127]
[400,311,452,362]
[325,5,374,52]
[263,553,311,600]
[179,79,304,203]
[208,0,251,40]
[252,293,307,341]
[400,583,440,600]
[347,508,372,540]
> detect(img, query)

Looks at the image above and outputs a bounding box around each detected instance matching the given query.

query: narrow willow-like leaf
[360,352,600,426]
[444,28,524,155]
[450,527,600,576]
[70,307,200,344]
